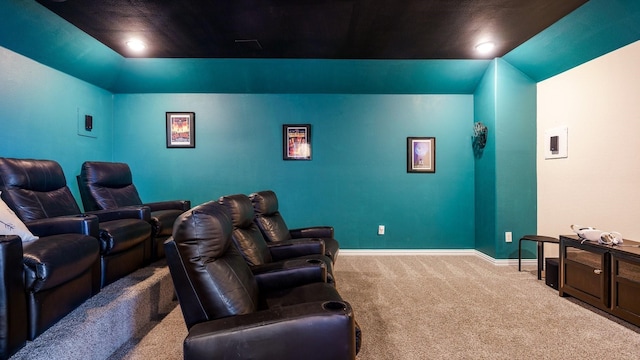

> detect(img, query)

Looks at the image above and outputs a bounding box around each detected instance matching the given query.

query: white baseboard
[338,249,538,267]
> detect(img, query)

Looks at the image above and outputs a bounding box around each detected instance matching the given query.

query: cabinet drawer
[614,278,640,315]
[564,259,607,304]
[612,256,640,326]
[560,235,640,328]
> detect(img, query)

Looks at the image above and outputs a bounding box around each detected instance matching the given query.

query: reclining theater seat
[0,158,102,346]
[0,235,27,359]
[218,193,336,284]
[0,157,151,289]
[250,190,340,263]
[164,201,360,360]
[77,161,190,262]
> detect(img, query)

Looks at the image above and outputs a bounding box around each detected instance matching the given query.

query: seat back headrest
[219,194,273,266]
[170,201,259,322]
[249,190,279,215]
[248,190,292,243]
[78,161,142,211]
[218,194,255,228]
[172,201,232,258]
[0,157,81,221]
[0,157,68,192]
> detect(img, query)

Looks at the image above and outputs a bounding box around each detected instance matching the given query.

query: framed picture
[407,137,435,173]
[283,124,311,160]
[166,112,195,148]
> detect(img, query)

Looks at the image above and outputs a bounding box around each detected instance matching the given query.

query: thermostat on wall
[544,127,568,159]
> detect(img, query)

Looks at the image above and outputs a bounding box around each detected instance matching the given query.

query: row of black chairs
[0,156,359,359]
[165,193,361,359]
[0,158,189,358]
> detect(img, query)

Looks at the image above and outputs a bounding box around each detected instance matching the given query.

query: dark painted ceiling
[36,0,588,59]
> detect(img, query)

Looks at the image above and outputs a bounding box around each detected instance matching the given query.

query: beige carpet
[11,260,176,360]
[113,255,640,359]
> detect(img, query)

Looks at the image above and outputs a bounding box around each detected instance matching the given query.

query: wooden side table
[518,235,559,280]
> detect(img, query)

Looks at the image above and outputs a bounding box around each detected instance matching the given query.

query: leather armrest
[267,238,325,261]
[86,205,151,222]
[184,301,356,360]
[252,259,327,291]
[289,226,334,239]
[25,214,100,239]
[145,200,191,212]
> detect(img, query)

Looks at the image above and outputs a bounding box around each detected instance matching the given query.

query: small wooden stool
[518,235,559,280]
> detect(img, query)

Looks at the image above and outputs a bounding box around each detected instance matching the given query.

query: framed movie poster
[166,112,195,148]
[407,137,435,173]
[283,124,311,160]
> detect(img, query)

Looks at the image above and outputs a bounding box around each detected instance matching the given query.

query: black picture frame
[166,112,195,148]
[283,124,311,160]
[407,137,436,173]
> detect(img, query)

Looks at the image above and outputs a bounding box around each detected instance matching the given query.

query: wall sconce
[472,121,488,158]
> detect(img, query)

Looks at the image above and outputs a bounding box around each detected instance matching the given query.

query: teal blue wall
[0,47,114,200]
[473,61,498,258]
[113,94,475,249]
[493,59,537,259]
[111,58,490,94]
[0,0,124,92]
[473,59,537,259]
[0,41,536,255]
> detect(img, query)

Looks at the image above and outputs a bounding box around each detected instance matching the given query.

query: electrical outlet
[378,225,385,235]
[505,232,512,243]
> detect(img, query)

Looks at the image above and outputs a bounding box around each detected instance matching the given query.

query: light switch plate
[544,127,567,159]
[77,107,97,138]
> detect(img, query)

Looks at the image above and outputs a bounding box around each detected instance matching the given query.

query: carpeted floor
[335,255,640,359]
[27,255,640,359]
[11,260,176,360]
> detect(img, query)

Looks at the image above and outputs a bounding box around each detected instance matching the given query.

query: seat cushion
[22,234,99,292]
[98,218,150,255]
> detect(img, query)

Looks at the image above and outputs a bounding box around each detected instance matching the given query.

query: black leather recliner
[0,158,104,348]
[77,161,190,262]
[219,193,336,284]
[250,190,340,263]
[164,201,360,360]
[0,235,26,359]
[0,157,151,289]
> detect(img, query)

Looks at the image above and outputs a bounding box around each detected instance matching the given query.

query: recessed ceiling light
[475,41,496,54]
[126,39,146,52]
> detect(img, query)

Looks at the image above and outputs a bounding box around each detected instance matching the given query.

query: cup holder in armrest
[306,259,323,265]
[322,301,347,312]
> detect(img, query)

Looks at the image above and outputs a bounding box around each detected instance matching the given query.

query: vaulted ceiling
[36,0,587,59]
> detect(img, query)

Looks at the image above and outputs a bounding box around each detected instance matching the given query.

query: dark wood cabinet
[560,235,640,327]
[610,249,640,325]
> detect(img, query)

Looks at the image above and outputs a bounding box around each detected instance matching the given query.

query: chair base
[28,267,95,340]
[101,242,146,288]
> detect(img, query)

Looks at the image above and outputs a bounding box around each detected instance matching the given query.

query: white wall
[537,40,640,248]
